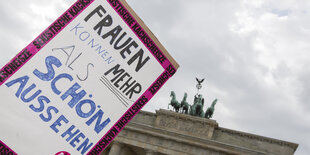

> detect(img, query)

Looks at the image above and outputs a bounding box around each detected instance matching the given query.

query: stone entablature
[101,109,298,155]
[213,128,298,155]
[154,109,218,139]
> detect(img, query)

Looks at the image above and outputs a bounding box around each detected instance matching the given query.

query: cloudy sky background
[0,0,309,154]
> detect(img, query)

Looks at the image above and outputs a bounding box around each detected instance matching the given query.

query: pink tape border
[0,0,177,154]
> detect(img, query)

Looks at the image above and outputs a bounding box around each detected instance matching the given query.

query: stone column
[145,150,155,155]
[109,142,123,155]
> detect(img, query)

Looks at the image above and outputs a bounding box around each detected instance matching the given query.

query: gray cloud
[126,1,310,154]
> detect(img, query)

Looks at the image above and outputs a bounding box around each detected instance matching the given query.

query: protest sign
[0,0,178,154]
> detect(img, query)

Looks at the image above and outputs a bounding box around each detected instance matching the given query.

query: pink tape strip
[106,0,174,69]
[0,139,17,155]
[88,70,175,154]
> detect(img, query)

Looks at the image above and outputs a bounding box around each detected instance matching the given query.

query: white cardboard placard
[0,0,178,154]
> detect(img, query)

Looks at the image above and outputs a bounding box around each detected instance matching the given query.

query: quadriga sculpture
[168,77,218,119]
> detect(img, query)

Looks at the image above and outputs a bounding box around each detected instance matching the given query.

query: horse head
[211,99,218,108]
[183,93,187,100]
[181,93,188,104]
[170,91,175,98]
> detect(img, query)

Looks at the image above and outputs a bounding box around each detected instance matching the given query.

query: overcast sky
[0,0,309,154]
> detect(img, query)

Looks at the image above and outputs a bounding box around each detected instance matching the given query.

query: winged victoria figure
[196,77,205,91]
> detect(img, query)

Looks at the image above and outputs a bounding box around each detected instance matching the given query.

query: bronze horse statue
[180,93,190,114]
[168,91,181,112]
[205,99,218,119]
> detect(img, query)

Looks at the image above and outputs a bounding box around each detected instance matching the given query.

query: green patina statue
[168,91,181,112]
[168,78,218,119]
[180,93,190,114]
[190,94,205,117]
[205,99,217,119]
